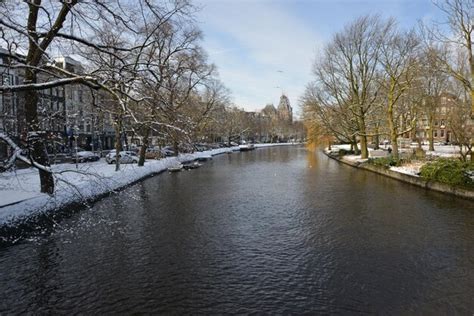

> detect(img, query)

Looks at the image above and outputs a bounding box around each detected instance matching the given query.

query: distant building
[0,48,66,148]
[416,92,456,144]
[0,48,22,137]
[277,94,292,123]
[55,56,115,150]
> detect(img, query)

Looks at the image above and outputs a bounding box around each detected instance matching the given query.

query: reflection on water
[0,146,473,314]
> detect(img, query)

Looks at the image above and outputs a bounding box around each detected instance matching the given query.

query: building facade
[415,93,456,144]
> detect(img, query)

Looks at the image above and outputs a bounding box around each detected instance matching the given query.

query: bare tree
[0,0,195,184]
[379,26,420,159]
[301,82,356,148]
[430,0,473,115]
[418,45,451,151]
[448,97,473,161]
[184,79,231,144]
[310,15,389,158]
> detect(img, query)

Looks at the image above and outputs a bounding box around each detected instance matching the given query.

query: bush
[338,149,355,156]
[420,158,474,188]
[368,157,404,168]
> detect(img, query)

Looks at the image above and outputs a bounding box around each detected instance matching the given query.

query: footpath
[0,143,296,225]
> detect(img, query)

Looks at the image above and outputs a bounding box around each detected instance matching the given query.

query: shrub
[420,158,474,188]
[368,157,404,168]
[338,149,355,156]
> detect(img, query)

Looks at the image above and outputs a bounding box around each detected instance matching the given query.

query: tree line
[302,0,473,162]
[0,0,240,194]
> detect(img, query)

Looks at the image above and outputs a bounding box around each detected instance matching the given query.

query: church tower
[277,94,292,123]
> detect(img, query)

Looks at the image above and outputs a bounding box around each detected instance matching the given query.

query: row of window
[417,130,447,138]
[39,98,65,112]
[420,119,446,127]
[0,92,16,115]
[434,130,445,138]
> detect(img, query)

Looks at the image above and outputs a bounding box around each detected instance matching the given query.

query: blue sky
[196,0,443,115]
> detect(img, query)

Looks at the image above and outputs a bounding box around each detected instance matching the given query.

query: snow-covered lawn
[390,162,425,177]
[0,143,298,225]
[326,143,463,177]
[326,144,372,164]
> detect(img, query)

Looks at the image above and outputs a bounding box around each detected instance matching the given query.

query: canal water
[0,146,473,314]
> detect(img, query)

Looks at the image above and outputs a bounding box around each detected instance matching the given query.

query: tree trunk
[357,108,368,159]
[352,136,360,155]
[428,115,435,151]
[374,125,380,150]
[113,115,123,172]
[138,126,150,166]
[173,140,179,156]
[24,70,55,194]
[387,91,399,160]
[469,35,474,117]
[390,127,399,160]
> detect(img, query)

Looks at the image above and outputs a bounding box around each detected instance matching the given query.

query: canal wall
[324,151,474,201]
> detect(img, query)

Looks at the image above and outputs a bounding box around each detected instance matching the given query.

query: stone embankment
[324,150,474,201]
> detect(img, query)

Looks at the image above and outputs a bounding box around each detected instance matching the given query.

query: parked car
[194,143,208,152]
[105,151,139,164]
[161,146,175,157]
[71,151,100,163]
[178,143,194,153]
[68,147,87,155]
[207,143,221,149]
[145,147,161,159]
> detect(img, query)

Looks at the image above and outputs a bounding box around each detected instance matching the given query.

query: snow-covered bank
[0,143,299,226]
[254,142,300,148]
[326,143,463,174]
[323,145,474,200]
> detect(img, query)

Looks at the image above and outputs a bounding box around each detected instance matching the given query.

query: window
[435,120,439,126]
[434,130,438,137]
[78,90,83,102]
[2,74,11,85]
[441,130,444,137]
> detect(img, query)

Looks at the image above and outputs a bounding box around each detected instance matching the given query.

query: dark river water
[1,146,473,314]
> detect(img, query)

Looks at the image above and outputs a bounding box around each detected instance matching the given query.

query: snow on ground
[254,142,301,148]
[0,143,298,225]
[327,143,463,177]
[390,162,425,177]
[326,144,372,163]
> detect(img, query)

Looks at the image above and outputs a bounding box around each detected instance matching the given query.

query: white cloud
[197,0,323,114]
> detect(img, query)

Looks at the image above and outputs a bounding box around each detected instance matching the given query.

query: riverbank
[323,148,474,201]
[0,143,299,226]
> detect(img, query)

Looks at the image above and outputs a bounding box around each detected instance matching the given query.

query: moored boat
[197,155,212,161]
[168,163,184,172]
[183,162,202,170]
[239,144,255,151]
